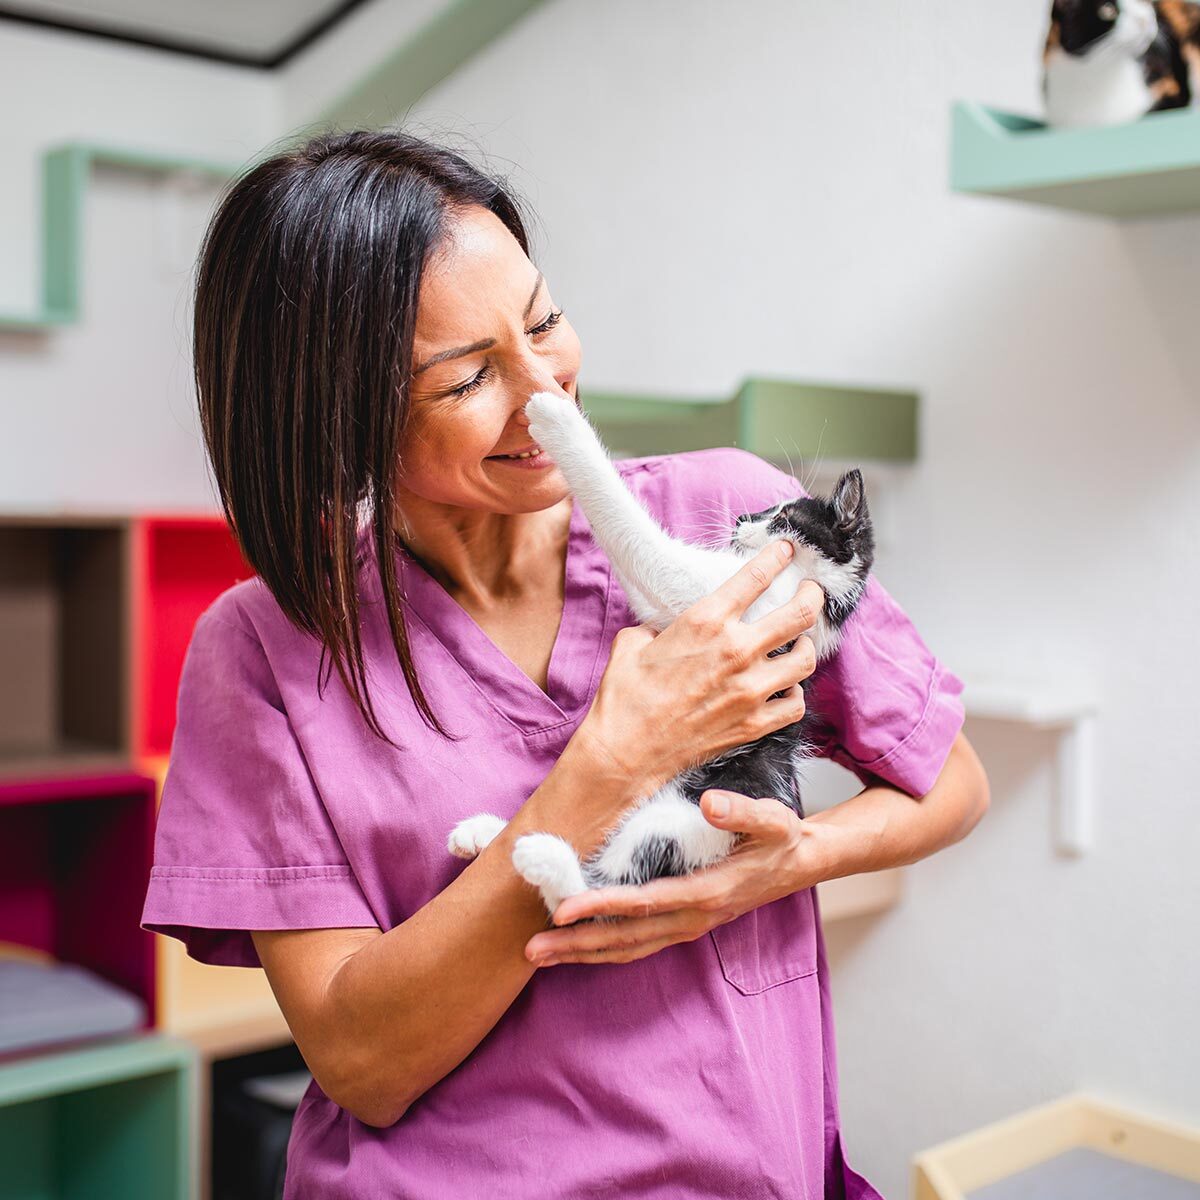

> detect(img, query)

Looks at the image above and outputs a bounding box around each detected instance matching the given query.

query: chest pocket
[709,887,818,995]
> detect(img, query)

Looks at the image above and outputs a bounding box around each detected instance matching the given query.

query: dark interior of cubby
[0,774,156,1038]
[0,523,128,779]
[0,1064,185,1199]
[138,518,252,759]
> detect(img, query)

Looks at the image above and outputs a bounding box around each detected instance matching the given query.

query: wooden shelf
[583,376,918,462]
[0,1035,195,1200]
[816,868,903,922]
[156,937,290,1062]
[950,100,1200,218]
[914,1091,1200,1200]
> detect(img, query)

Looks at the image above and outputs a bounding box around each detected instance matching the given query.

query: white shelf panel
[962,677,1099,858]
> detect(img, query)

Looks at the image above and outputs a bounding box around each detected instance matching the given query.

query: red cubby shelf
[0,772,158,1054]
[130,514,255,760]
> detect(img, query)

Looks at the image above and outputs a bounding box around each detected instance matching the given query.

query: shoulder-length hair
[193,129,538,744]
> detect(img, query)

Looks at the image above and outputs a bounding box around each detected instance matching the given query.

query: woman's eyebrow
[414,271,544,374]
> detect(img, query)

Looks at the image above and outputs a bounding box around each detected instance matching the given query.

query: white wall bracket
[962,681,1099,857]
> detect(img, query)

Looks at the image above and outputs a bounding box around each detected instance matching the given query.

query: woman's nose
[514,382,573,426]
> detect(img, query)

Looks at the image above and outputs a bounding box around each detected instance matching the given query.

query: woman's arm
[802,728,990,876]
[520,730,990,964]
[253,728,634,1129]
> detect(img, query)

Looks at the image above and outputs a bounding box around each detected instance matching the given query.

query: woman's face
[399,205,582,516]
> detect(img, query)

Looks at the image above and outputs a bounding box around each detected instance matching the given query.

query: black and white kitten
[1043,0,1200,126]
[447,392,874,917]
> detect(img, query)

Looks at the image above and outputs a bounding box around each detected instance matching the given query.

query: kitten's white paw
[525,391,584,451]
[447,813,508,859]
[512,832,589,914]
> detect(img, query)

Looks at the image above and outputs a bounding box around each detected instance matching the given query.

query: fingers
[700,789,795,839]
[760,633,818,696]
[526,910,698,965]
[550,875,727,925]
[746,578,825,656]
[531,933,682,967]
[704,539,794,622]
[750,677,810,735]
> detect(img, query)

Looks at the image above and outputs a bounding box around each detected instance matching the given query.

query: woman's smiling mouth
[485,442,556,469]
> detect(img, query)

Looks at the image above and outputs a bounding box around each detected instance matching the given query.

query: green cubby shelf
[950,100,1200,218]
[0,1035,195,1200]
[583,376,917,463]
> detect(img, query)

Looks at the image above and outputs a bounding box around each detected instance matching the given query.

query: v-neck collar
[392,497,615,736]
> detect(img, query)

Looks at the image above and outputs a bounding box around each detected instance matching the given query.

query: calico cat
[1043,0,1200,126]
[446,392,875,918]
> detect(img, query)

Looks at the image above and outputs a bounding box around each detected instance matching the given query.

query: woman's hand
[578,539,826,797]
[522,788,827,967]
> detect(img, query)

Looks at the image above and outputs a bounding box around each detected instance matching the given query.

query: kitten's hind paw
[512,832,589,915]
[447,813,508,859]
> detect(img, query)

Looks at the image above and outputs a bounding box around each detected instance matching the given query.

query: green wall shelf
[583,376,918,463]
[3,2,552,333]
[950,100,1200,218]
[0,1035,195,1199]
[0,144,249,333]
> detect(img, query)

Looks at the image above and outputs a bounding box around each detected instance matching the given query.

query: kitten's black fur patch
[626,834,689,884]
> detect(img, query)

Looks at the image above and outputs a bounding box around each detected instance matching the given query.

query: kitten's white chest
[1044,47,1154,127]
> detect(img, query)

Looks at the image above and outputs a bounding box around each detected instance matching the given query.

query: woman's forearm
[803,731,989,881]
[322,726,634,1125]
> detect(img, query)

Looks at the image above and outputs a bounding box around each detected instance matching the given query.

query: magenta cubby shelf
[0,772,157,1057]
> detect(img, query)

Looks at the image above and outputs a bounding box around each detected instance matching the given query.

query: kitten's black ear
[831,469,867,529]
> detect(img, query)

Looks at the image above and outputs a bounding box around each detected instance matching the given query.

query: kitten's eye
[1098,2,1117,20]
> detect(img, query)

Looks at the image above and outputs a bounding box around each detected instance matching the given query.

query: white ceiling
[0,0,369,66]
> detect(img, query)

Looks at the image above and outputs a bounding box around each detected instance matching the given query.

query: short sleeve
[693,447,966,798]
[140,601,378,967]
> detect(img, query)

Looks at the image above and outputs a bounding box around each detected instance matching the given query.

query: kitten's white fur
[448,392,863,916]
[1044,0,1158,127]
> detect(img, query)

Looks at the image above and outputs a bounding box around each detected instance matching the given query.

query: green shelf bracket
[582,376,918,464]
[0,143,251,333]
[950,99,1200,217]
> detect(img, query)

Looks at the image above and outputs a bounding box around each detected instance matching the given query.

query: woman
[142,130,989,1199]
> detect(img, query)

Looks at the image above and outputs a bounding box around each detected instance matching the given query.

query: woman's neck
[393,494,572,608]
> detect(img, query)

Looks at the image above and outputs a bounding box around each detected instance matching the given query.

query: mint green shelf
[950,100,1200,217]
[0,144,250,333]
[0,1035,195,1199]
[5,2,553,332]
[583,376,917,462]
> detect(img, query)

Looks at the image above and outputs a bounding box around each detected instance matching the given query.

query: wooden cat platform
[914,1092,1200,1199]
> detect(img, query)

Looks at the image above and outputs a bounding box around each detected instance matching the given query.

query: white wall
[0,21,276,510]
[2,1,1198,1193]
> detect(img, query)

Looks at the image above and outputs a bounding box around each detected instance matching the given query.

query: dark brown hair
[193,129,539,743]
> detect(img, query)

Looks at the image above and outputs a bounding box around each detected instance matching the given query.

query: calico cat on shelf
[1043,0,1200,126]
[447,391,874,918]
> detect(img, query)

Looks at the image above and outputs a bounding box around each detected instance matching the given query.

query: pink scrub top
[142,446,965,1199]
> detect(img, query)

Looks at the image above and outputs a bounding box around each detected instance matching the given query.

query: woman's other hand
[577,539,826,796]
[521,788,827,967]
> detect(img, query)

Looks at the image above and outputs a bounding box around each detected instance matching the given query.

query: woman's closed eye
[448,309,565,399]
